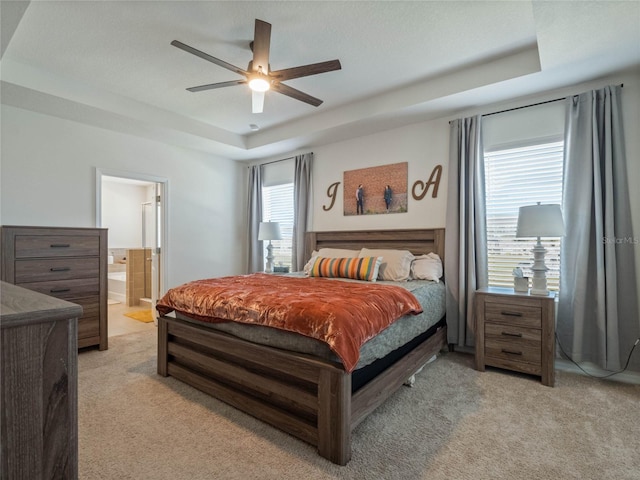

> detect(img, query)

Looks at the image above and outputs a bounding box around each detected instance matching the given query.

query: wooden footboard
[158,314,447,465]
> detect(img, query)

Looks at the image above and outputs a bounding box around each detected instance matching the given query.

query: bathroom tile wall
[126,248,152,306]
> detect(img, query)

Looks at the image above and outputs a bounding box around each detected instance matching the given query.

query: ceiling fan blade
[270,60,341,81]
[171,40,248,77]
[271,83,323,107]
[252,90,265,113]
[252,19,271,73]
[186,80,247,92]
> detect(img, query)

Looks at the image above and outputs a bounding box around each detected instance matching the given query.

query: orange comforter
[156,273,423,372]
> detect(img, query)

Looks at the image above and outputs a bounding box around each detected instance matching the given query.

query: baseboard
[555,359,640,385]
[108,291,126,303]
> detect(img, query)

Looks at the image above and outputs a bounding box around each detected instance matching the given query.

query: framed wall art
[343,162,408,216]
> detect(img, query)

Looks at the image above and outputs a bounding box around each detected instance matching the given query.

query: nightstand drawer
[485,302,541,329]
[485,323,541,344]
[485,323,541,364]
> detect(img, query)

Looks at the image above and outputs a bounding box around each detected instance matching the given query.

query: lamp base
[530,288,550,296]
[264,242,274,273]
[530,239,549,296]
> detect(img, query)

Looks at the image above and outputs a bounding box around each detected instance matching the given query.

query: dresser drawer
[78,316,100,339]
[17,278,100,299]
[485,302,541,328]
[14,235,100,258]
[76,297,100,343]
[15,258,99,283]
[70,296,100,317]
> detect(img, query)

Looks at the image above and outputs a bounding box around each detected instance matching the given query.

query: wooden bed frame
[157,228,446,465]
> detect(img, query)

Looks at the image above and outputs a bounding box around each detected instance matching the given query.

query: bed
[157,228,446,465]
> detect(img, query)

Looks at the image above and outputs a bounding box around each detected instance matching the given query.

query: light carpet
[78,329,640,480]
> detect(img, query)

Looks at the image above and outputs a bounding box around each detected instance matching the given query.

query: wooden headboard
[304,228,445,262]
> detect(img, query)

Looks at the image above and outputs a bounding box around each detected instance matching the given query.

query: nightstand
[475,287,556,387]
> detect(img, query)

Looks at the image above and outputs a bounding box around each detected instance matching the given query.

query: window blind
[484,140,564,290]
[262,183,294,268]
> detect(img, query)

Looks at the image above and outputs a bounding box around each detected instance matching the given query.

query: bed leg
[317,369,351,465]
[157,316,169,377]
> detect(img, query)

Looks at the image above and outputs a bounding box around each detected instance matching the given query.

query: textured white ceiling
[1,1,639,160]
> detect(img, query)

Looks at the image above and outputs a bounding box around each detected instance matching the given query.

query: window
[262,183,294,268]
[484,139,564,291]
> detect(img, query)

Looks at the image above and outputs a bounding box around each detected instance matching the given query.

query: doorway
[96,168,168,332]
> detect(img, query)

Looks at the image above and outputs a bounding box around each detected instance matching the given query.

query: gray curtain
[247,165,263,273]
[292,153,313,271]
[445,116,488,348]
[558,85,639,372]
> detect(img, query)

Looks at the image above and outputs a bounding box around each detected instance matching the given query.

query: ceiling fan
[172,19,342,113]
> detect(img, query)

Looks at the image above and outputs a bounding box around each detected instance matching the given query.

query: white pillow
[303,250,319,275]
[303,248,361,275]
[411,253,443,282]
[359,248,415,282]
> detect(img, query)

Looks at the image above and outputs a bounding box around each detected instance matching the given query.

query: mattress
[175,276,446,370]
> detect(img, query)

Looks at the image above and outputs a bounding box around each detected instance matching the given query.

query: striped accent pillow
[308,256,382,282]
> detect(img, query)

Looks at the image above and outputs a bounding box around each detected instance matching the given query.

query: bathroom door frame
[95,168,169,322]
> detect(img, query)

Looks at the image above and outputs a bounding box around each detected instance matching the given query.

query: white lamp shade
[258,221,282,241]
[516,203,565,238]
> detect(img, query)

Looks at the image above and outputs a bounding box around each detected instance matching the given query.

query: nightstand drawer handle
[50,287,71,293]
[50,243,71,248]
[50,267,71,272]
[501,349,523,356]
[501,331,523,338]
[501,310,523,317]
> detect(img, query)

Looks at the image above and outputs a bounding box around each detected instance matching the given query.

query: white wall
[0,105,247,287]
[482,101,565,149]
[101,180,148,249]
[311,120,449,231]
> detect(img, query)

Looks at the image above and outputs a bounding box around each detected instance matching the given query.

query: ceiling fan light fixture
[248,76,270,92]
[249,77,270,92]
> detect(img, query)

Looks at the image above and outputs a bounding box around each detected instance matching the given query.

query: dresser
[475,287,555,386]
[1,226,108,350]
[1,281,82,479]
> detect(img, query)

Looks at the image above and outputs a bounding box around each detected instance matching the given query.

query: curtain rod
[248,152,314,168]
[259,156,295,167]
[451,83,624,122]
[482,96,564,118]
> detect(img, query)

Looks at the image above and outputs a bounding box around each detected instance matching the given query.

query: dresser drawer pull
[50,243,71,248]
[501,349,523,356]
[50,288,71,293]
[501,331,523,338]
[500,310,523,317]
[50,267,71,272]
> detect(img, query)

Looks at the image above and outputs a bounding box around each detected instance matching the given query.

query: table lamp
[516,203,564,296]
[258,221,282,273]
